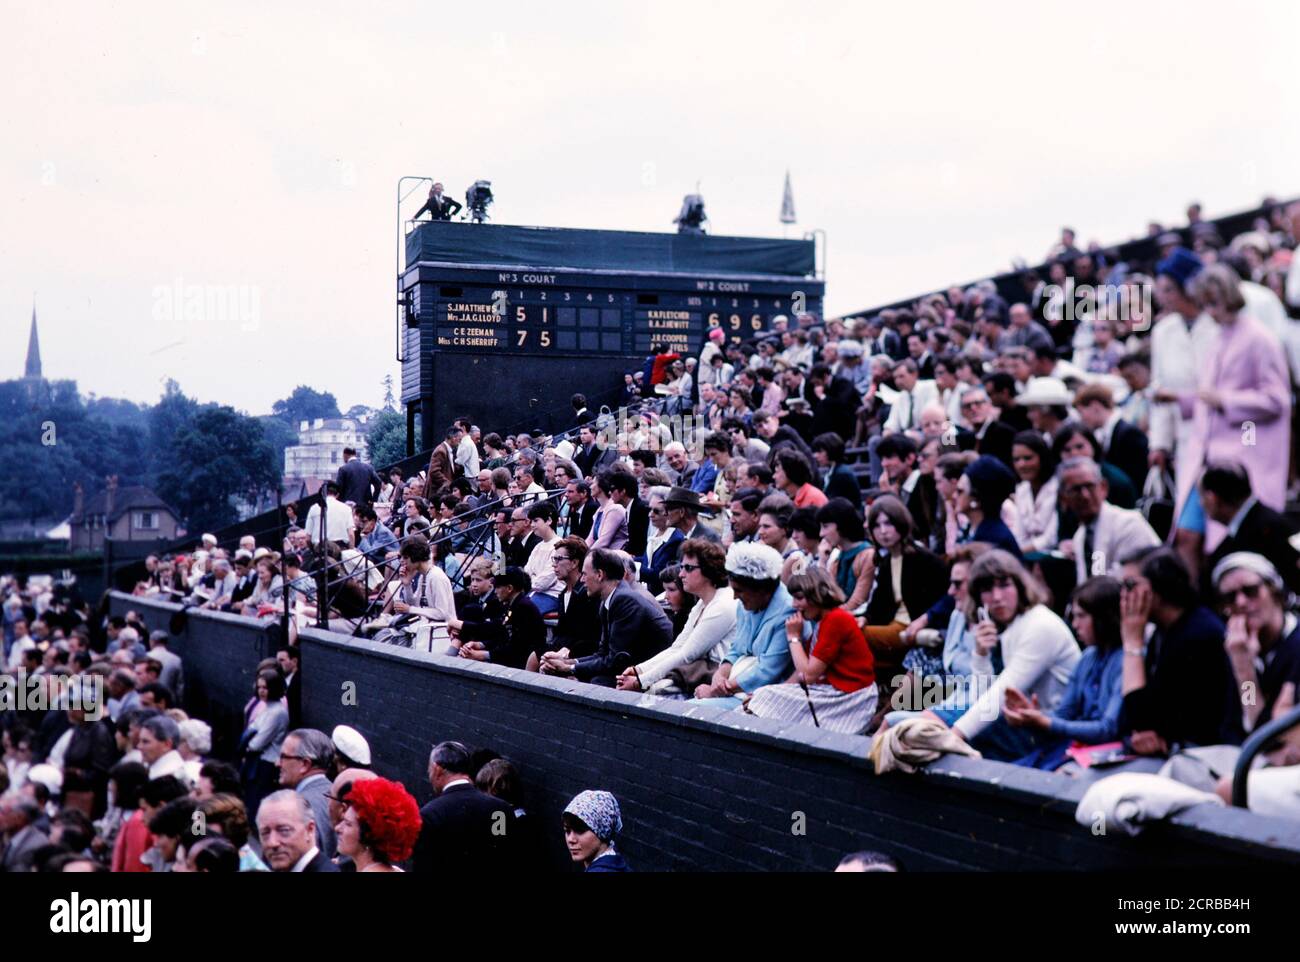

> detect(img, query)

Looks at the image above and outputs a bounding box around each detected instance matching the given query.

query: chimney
[105,475,119,522]
[73,482,84,518]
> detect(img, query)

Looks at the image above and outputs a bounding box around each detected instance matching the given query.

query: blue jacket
[689,459,719,495]
[726,583,795,692]
[1047,645,1123,744]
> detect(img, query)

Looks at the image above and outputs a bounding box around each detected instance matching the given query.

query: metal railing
[1231,703,1300,809]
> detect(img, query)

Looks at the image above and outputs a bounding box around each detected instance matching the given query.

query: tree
[365,409,407,469]
[271,386,341,429]
[155,406,281,532]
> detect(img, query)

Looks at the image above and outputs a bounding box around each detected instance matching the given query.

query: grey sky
[2,0,1296,415]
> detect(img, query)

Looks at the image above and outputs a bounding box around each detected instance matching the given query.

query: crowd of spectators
[6,198,1300,873]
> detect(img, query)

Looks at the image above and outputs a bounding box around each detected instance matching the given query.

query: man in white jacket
[1060,458,1161,582]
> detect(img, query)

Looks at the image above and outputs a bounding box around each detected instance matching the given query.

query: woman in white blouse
[616,539,736,697]
[523,501,562,615]
[1003,431,1060,553]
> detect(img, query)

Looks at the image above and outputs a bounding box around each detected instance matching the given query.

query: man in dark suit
[533,538,602,666]
[863,317,903,361]
[808,363,862,442]
[504,506,541,568]
[601,470,649,557]
[960,387,1016,471]
[572,426,616,479]
[412,741,517,874]
[277,645,302,729]
[255,791,339,872]
[540,548,673,686]
[1074,384,1150,494]
[336,446,383,506]
[559,480,598,539]
[427,425,463,494]
[1202,461,1300,595]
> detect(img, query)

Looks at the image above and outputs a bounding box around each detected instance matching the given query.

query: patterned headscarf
[564,790,623,842]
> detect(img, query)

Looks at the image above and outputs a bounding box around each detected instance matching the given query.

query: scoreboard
[399,221,823,451]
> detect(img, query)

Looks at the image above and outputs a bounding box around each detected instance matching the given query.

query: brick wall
[110,593,1300,872]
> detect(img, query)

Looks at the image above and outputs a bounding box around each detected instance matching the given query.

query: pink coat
[1174,313,1291,541]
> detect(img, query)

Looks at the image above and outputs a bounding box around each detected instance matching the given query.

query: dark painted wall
[111,593,1300,872]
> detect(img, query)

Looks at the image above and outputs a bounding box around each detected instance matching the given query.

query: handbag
[1137,466,1176,541]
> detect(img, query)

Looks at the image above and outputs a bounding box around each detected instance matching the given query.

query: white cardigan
[1004,478,1060,553]
[953,604,1080,741]
[636,588,737,688]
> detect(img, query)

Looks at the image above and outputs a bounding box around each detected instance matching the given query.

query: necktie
[1083,522,1098,576]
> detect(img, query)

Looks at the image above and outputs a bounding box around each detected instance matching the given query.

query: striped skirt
[745,682,879,735]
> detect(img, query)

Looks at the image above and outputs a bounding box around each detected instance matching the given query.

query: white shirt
[883,380,939,433]
[149,749,188,783]
[524,536,561,597]
[6,635,34,670]
[291,846,322,873]
[305,496,355,545]
[456,436,481,476]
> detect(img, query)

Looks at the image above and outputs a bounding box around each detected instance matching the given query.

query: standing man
[277,729,337,859]
[454,417,481,478]
[256,791,339,872]
[427,425,464,495]
[412,741,517,873]
[336,446,383,507]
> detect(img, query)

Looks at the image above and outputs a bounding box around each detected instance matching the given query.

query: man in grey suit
[540,548,673,686]
[278,729,337,859]
[0,796,48,872]
[147,631,184,702]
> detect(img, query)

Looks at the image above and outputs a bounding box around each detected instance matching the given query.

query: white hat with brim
[1017,377,1074,407]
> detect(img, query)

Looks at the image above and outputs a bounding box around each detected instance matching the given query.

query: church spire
[25,300,41,379]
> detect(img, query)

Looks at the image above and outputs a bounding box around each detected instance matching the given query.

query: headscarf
[564,790,623,842]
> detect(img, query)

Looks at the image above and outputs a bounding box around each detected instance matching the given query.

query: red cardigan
[811,607,876,693]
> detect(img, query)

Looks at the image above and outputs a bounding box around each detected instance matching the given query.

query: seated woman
[1004,431,1060,554]
[747,568,877,734]
[933,451,977,556]
[815,498,873,611]
[522,502,563,616]
[335,777,422,872]
[639,486,684,595]
[923,549,1081,761]
[563,790,629,872]
[1002,575,1125,769]
[955,455,1022,558]
[240,558,285,617]
[1051,424,1136,510]
[617,540,736,697]
[775,450,829,509]
[811,433,863,504]
[857,495,948,694]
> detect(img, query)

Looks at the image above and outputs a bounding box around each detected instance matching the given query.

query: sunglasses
[677,563,702,573]
[1218,582,1264,605]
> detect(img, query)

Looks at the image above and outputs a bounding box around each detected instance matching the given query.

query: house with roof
[68,477,181,552]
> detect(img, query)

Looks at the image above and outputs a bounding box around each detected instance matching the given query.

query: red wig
[348,777,422,864]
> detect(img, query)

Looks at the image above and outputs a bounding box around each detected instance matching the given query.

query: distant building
[22,302,50,403]
[283,417,371,495]
[68,478,181,552]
